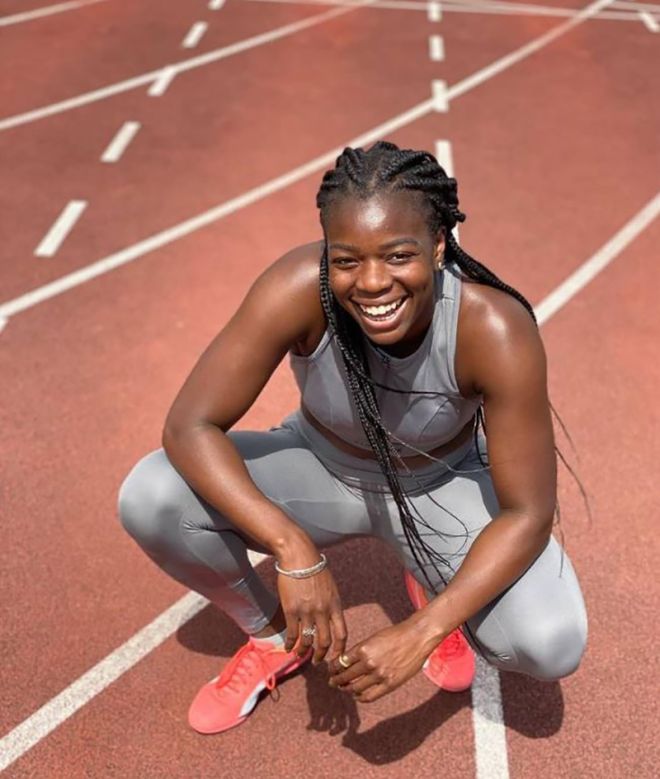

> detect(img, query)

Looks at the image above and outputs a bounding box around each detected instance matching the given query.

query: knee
[117,449,187,550]
[518,612,588,681]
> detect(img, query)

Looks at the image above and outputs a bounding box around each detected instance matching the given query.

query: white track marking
[434,140,458,239]
[441,136,501,773]
[429,33,445,60]
[427,0,443,20]
[535,192,660,325]
[0,317,7,334]
[100,121,141,163]
[182,21,208,48]
[0,591,208,772]
[446,0,613,100]
[148,66,177,96]
[0,3,371,133]
[638,9,660,28]
[473,657,509,779]
[434,140,454,176]
[0,0,614,319]
[209,0,226,8]
[245,0,644,23]
[432,79,449,111]
[0,0,107,28]
[34,201,88,258]
[3,189,656,761]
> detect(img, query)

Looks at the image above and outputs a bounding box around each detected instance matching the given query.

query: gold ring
[338,654,351,669]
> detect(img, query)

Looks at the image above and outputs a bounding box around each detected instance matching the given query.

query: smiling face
[324,190,445,357]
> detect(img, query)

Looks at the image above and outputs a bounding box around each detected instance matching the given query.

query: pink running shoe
[404,569,475,692]
[188,637,312,734]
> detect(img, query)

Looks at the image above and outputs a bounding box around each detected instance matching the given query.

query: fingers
[296,615,317,658]
[283,611,300,653]
[311,617,332,666]
[328,657,368,687]
[327,609,348,662]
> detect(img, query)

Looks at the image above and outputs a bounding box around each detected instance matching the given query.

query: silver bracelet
[274,553,327,579]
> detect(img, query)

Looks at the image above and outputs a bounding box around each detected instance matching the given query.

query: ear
[433,227,446,266]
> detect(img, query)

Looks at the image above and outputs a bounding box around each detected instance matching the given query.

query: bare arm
[409,284,556,651]
[162,244,324,568]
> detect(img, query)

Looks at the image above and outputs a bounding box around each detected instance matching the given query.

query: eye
[331,256,358,268]
[388,252,413,264]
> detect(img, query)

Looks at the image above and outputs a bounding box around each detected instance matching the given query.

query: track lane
[2,1,658,774]
[0,0,326,117]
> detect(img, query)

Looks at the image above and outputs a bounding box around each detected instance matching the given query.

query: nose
[356,259,392,295]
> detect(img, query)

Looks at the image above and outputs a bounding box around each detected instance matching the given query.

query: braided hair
[315,141,573,596]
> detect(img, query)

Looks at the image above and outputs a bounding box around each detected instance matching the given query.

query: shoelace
[215,642,278,694]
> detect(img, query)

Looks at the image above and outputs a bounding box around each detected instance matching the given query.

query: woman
[118,142,588,735]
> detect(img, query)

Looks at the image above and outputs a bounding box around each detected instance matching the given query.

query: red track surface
[1,0,658,776]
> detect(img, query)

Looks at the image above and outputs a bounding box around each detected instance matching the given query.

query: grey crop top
[289,264,483,454]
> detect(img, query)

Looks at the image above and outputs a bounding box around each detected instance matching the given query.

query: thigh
[203,420,374,548]
[375,439,498,588]
[463,534,588,675]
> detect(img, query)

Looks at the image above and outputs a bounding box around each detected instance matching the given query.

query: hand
[327,621,432,703]
[276,559,347,666]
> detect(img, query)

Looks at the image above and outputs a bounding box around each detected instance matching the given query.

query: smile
[353,296,408,323]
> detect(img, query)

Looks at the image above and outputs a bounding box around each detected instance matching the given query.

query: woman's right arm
[161,245,323,570]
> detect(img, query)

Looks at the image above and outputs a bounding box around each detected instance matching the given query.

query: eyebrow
[328,237,422,252]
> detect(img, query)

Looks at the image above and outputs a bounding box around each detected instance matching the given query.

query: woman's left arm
[409,286,557,652]
[327,288,557,700]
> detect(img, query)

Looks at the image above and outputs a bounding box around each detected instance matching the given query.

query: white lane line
[440,135,501,773]
[209,0,226,8]
[148,66,177,97]
[245,0,643,23]
[427,0,443,21]
[0,2,371,133]
[434,140,458,239]
[432,79,449,111]
[3,189,657,763]
[100,121,141,163]
[429,33,445,61]
[0,0,107,28]
[638,9,660,29]
[434,139,454,176]
[446,0,612,100]
[34,201,88,258]
[182,21,208,48]
[535,192,660,325]
[0,317,7,334]
[0,0,614,319]
[0,591,208,773]
[473,657,509,779]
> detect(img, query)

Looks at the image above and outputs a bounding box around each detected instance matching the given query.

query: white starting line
[209,0,227,8]
[100,121,141,163]
[34,201,88,258]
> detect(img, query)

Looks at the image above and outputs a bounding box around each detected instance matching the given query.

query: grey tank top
[289,264,482,454]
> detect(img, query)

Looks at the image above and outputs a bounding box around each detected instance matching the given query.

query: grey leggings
[117,409,588,681]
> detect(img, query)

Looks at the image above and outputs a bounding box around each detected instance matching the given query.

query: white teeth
[359,299,402,316]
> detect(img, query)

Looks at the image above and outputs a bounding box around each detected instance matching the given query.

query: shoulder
[252,240,323,297]
[242,240,325,351]
[455,270,545,397]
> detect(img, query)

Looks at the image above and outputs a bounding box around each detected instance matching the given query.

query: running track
[1,0,658,776]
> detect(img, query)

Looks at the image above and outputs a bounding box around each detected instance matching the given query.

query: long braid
[316,141,584,595]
